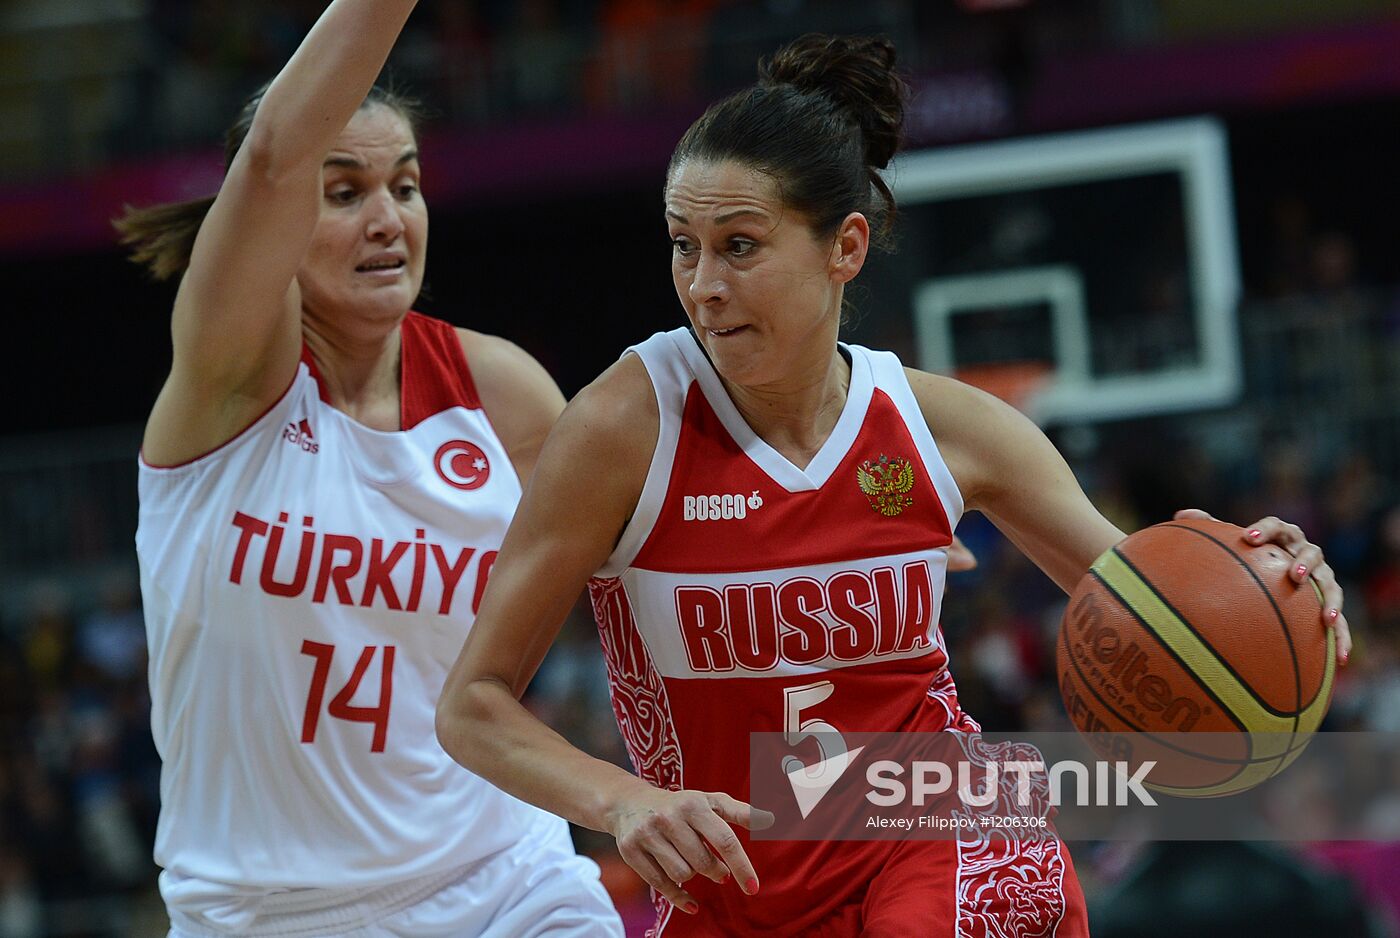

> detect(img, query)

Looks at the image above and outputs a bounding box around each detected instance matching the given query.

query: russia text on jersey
[674,560,937,673]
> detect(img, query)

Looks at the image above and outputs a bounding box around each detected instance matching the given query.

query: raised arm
[143,0,419,465]
[437,355,763,914]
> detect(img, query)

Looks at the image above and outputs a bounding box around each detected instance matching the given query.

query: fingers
[1173,508,1215,521]
[709,790,775,833]
[616,808,701,912]
[665,797,732,886]
[648,834,706,889]
[946,535,978,572]
[1242,519,1353,667]
[694,793,762,895]
[1332,610,1353,666]
[619,844,698,914]
[1288,544,1325,583]
[1240,516,1307,550]
[1309,561,1352,665]
[615,789,765,916]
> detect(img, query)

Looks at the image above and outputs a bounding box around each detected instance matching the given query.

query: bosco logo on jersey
[683,490,764,521]
[435,440,491,491]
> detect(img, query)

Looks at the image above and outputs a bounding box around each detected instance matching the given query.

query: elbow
[236,114,314,188]
[434,685,471,767]
[435,676,504,771]
[238,124,293,187]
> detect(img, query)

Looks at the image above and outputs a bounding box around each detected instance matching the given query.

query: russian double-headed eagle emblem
[856,454,915,517]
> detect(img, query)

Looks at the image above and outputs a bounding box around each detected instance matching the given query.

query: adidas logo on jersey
[282,418,319,454]
[683,491,764,522]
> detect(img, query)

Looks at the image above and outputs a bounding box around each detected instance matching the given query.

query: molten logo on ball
[1057,521,1336,798]
[1066,594,1204,732]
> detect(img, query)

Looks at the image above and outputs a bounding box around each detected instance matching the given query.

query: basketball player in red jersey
[436,34,1352,937]
[119,1,622,933]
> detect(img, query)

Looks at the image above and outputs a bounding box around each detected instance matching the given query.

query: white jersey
[137,313,547,898]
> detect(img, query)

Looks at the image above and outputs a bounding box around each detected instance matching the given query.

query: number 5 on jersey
[782,681,865,818]
[300,640,395,752]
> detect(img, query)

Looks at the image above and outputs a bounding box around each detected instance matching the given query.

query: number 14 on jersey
[300,640,395,753]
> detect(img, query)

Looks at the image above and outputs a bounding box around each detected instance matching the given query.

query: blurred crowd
[0,575,156,938]
[9,1,1398,178]
[21,0,1369,177]
[123,0,926,153]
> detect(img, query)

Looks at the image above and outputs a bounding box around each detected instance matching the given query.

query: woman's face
[298,104,428,327]
[665,159,867,388]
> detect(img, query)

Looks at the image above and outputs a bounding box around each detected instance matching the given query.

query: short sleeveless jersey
[587,329,983,935]
[137,313,545,893]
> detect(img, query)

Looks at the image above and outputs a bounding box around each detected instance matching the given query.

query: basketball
[1057,518,1336,797]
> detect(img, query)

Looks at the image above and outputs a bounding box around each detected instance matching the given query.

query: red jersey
[588,329,1086,937]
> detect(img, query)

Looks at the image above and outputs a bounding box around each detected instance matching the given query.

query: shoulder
[902,366,1053,509]
[452,328,566,482]
[553,351,658,460]
[903,366,1020,440]
[455,328,564,424]
[455,328,554,391]
[521,352,658,527]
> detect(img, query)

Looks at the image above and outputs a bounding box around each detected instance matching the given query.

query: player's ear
[829,213,870,285]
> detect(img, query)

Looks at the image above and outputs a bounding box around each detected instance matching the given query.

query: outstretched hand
[1174,509,1351,665]
[608,785,775,914]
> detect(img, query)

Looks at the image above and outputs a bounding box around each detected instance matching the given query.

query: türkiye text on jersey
[227,510,496,614]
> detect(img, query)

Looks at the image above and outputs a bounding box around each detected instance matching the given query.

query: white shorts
[164,814,623,937]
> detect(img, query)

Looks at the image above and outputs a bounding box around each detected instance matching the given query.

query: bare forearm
[249,0,420,174]
[985,504,1123,594]
[436,677,648,833]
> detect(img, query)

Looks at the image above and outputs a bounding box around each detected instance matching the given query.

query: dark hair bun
[759,34,906,169]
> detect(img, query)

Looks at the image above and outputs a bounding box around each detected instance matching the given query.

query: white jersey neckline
[672,329,874,493]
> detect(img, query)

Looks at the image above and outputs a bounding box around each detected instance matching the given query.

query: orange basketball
[1056,517,1335,797]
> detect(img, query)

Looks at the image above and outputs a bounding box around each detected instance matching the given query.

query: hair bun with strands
[758,34,906,172]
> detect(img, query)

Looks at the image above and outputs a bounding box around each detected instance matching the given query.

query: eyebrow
[323,149,420,171]
[666,208,769,225]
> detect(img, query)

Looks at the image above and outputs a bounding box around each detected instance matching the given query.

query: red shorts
[652,835,1089,937]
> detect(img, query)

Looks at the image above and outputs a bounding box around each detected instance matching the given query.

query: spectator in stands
[77,572,146,685]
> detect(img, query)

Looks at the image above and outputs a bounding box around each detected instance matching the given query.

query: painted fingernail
[745,877,759,894]
[719,874,729,885]
[1341,650,1350,665]
[1248,529,1262,539]
[1328,608,1339,622]
[683,901,699,914]
[1296,564,1308,578]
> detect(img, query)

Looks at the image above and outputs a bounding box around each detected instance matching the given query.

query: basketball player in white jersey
[118,1,622,934]
[435,34,1353,937]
